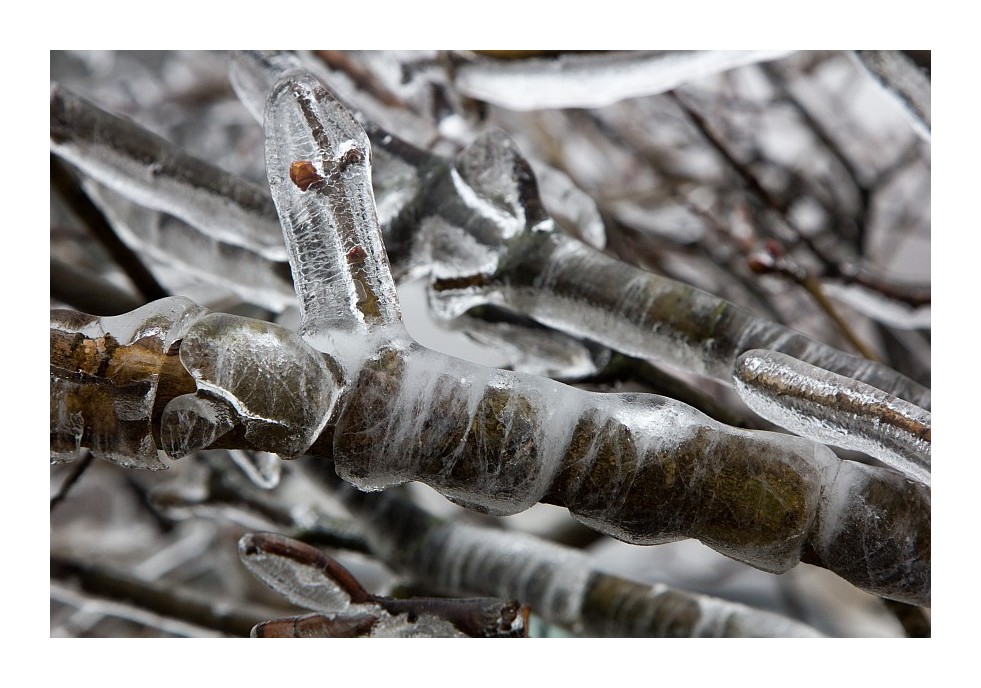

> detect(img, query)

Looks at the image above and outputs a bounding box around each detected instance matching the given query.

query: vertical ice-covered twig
[733,349,931,486]
[264,73,404,360]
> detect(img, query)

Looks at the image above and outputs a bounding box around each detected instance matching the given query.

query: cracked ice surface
[263,71,404,367]
[162,313,340,459]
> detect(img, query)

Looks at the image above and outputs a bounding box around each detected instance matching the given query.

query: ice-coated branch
[449,51,795,110]
[263,72,403,359]
[50,296,207,470]
[238,532,528,638]
[50,60,931,608]
[854,51,931,140]
[50,82,286,261]
[51,155,169,304]
[50,297,931,604]
[256,76,929,605]
[83,182,296,312]
[733,349,931,486]
[51,554,275,637]
[307,467,823,637]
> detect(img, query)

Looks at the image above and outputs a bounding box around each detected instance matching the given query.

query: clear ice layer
[162,313,340,459]
[84,181,296,312]
[733,349,931,486]
[263,72,404,358]
[238,533,364,613]
[50,296,208,470]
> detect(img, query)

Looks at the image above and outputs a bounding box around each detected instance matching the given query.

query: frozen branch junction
[50,61,930,609]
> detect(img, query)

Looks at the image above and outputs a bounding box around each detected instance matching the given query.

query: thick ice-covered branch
[307,467,823,637]
[50,297,931,604]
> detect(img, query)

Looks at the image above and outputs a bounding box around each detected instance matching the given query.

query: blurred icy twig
[449,51,795,110]
[305,461,824,638]
[854,51,931,140]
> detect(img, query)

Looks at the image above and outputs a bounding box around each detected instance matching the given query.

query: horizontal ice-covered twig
[449,51,795,110]
[49,296,208,470]
[50,82,287,261]
[733,349,931,486]
[417,129,932,411]
[238,532,528,638]
[49,296,931,605]
[307,466,825,638]
[51,554,274,637]
[83,182,297,312]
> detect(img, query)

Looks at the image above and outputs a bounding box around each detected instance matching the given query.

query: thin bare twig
[50,450,94,513]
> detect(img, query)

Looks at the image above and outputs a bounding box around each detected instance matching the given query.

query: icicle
[263,71,405,366]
